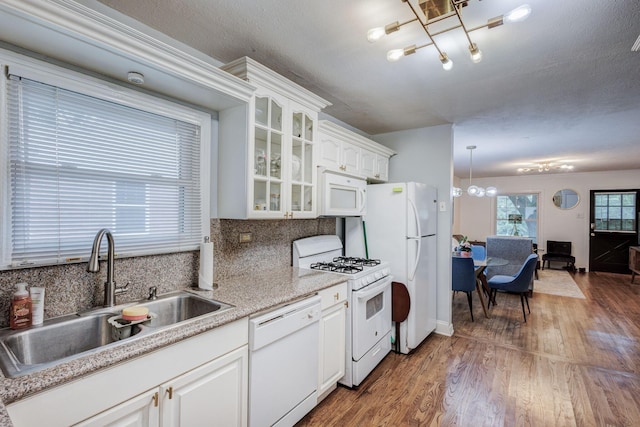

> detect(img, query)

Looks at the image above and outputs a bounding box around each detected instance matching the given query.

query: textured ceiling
[96,0,640,178]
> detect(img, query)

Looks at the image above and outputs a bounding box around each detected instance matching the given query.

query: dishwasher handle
[249,296,321,351]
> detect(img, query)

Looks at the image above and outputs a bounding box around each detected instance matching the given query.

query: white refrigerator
[347,182,437,354]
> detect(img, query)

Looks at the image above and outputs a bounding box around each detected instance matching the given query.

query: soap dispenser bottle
[10,283,32,330]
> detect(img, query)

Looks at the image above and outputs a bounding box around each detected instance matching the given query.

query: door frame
[589,189,640,273]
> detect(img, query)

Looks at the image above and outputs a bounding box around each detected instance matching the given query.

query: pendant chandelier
[453,145,496,198]
[367,0,532,70]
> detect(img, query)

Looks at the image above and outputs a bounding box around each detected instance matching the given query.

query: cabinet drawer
[318,282,347,309]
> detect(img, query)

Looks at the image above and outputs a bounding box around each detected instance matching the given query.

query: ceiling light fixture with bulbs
[517,163,575,173]
[453,145,497,198]
[368,0,532,70]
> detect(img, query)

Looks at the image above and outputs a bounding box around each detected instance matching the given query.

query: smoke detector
[127,71,145,85]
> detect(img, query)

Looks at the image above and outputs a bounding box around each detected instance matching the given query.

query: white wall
[374,124,454,336]
[456,169,640,271]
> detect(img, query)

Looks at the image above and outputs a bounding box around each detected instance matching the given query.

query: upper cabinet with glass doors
[219,57,330,219]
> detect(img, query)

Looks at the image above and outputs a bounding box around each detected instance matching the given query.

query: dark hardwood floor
[298,271,640,426]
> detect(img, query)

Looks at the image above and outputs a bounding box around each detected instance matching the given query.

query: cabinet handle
[375,174,380,178]
[167,386,173,400]
[289,212,294,219]
[152,392,159,407]
[334,292,339,301]
[284,212,288,219]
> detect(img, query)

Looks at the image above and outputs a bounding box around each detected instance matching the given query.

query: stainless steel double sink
[0,291,233,378]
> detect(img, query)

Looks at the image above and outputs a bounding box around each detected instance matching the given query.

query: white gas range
[293,235,392,388]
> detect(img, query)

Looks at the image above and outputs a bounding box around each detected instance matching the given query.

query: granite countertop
[0,267,346,425]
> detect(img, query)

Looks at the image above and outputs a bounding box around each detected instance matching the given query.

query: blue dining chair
[471,244,486,261]
[452,256,477,321]
[487,253,539,322]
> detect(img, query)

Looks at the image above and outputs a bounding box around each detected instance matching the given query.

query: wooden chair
[487,254,539,322]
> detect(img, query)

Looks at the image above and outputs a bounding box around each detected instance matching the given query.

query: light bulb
[440,53,453,71]
[467,185,479,196]
[476,187,486,197]
[469,44,482,63]
[387,49,405,62]
[452,187,463,197]
[367,27,386,43]
[485,186,498,197]
[504,4,532,23]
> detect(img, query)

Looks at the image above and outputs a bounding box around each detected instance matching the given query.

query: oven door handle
[356,277,391,301]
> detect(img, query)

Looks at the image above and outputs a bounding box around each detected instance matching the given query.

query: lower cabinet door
[318,302,346,398]
[74,346,248,427]
[161,346,248,427]
[74,389,159,427]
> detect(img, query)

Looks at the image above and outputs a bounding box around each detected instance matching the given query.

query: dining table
[453,255,509,319]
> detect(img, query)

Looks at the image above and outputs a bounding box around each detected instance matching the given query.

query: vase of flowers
[457,236,472,257]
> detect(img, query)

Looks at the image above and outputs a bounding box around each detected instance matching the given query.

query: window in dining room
[495,193,538,243]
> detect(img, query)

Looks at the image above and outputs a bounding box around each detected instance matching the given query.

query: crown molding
[0,0,255,104]
[221,56,331,112]
[319,120,397,157]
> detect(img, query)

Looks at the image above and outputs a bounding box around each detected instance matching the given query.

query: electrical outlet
[439,201,447,212]
[239,232,252,243]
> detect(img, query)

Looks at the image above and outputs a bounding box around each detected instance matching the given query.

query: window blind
[5,76,205,268]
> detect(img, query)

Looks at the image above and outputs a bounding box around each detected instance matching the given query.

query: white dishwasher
[249,295,321,427]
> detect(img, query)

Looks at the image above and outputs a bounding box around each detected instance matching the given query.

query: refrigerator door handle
[408,237,420,281]
[408,198,421,239]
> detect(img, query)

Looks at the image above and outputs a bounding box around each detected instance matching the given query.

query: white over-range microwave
[318,168,367,217]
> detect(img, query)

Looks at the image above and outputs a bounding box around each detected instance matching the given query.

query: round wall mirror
[552,189,580,209]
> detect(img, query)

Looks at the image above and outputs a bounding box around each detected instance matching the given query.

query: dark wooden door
[589,190,640,273]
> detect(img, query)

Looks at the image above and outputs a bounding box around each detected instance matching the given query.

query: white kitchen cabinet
[318,134,360,176]
[73,389,160,427]
[317,121,395,182]
[219,57,330,219]
[375,155,390,182]
[75,346,247,427]
[8,318,249,427]
[317,282,347,402]
[360,147,390,182]
[161,346,247,426]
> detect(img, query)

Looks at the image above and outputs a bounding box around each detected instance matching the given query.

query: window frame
[494,192,539,243]
[0,49,211,269]
[593,191,637,233]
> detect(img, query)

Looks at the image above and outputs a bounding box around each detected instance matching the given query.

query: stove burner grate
[332,256,381,267]
[310,262,364,274]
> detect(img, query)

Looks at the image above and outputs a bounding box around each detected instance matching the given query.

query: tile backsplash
[0,218,336,328]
